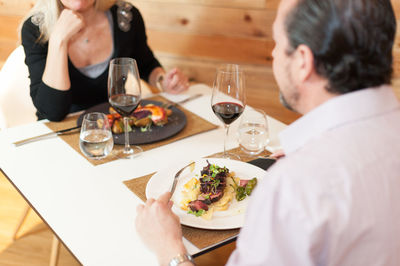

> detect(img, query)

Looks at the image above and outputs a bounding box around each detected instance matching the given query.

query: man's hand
[135,192,187,265]
[162,68,189,94]
[269,149,285,160]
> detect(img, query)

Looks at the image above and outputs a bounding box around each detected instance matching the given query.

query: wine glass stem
[123,116,131,154]
[224,124,230,157]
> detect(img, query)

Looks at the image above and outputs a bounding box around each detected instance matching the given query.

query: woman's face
[60,0,96,12]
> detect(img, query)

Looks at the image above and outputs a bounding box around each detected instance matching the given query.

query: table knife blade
[13,125,81,147]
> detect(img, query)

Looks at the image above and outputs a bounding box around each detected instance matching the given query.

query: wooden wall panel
[394,78,400,97]
[127,0,280,9]
[148,30,274,65]
[0,0,34,16]
[394,18,400,78]
[130,1,274,39]
[393,0,400,14]
[393,0,400,97]
[0,15,21,40]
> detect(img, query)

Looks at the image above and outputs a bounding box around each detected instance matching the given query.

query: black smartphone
[247,158,276,171]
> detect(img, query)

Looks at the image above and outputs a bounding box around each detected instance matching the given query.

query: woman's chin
[71,5,92,12]
[66,0,95,12]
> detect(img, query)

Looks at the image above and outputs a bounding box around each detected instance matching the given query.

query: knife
[13,125,81,147]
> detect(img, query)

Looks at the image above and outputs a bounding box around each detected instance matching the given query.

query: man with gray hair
[135,0,400,265]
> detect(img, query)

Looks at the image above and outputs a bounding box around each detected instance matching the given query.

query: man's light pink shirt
[228,86,400,266]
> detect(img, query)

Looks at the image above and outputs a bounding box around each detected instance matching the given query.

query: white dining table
[0,84,287,266]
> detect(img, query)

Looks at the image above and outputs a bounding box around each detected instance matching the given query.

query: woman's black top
[21,3,161,121]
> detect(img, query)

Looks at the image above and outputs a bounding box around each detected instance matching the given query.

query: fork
[170,161,195,197]
[161,94,202,109]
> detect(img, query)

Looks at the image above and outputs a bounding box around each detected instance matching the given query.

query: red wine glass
[108,57,142,158]
[211,64,246,159]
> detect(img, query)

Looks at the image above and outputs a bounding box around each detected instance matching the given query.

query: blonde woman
[21,0,189,121]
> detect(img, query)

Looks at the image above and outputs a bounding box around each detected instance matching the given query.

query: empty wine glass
[108,57,142,158]
[211,64,246,159]
[79,112,113,160]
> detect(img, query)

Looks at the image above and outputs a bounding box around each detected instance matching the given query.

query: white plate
[146,158,266,230]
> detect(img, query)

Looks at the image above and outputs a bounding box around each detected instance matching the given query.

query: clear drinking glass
[108,57,142,158]
[211,64,246,160]
[79,112,114,160]
[238,109,269,155]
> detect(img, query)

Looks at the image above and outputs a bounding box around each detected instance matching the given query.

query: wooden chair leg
[13,204,60,266]
[12,204,30,240]
[49,235,60,266]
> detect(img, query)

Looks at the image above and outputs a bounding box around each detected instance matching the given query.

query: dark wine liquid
[212,102,244,125]
[109,94,140,116]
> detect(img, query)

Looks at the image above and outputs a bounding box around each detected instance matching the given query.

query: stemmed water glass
[79,112,114,160]
[238,108,269,156]
[211,64,246,159]
[108,57,142,158]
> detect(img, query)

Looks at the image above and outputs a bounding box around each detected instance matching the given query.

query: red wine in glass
[211,64,246,159]
[108,57,142,158]
[109,94,140,117]
[212,102,244,125]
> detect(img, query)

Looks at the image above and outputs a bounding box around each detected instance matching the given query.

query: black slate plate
[77,100,187,145]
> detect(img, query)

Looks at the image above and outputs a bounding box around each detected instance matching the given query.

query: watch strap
[169,253,195,266]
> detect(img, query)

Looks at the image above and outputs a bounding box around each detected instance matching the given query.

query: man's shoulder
[266,115,400,204]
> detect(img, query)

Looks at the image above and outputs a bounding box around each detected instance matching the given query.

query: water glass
[238,109,269,155]
[79,112,113,160]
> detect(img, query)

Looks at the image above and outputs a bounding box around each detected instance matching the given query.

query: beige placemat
[123,147,271,249]
[45,95,218,166]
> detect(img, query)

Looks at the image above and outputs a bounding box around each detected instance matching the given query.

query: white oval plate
[146,158,266,230]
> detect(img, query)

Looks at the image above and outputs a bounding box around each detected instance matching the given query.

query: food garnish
[107,104,172,133]
[231,177,257,201]
[180,161,258,219]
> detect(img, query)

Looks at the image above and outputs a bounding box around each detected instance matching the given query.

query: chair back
[0,45,36,129]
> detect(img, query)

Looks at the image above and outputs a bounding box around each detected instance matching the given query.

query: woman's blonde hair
[22,0,116,43]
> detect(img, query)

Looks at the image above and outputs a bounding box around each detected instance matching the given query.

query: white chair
[0,45,60,266]
[0,45,37,129]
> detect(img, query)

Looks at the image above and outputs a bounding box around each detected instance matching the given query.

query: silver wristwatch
[169,253,195,266]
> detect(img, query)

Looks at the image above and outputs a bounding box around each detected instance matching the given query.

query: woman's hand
[50,9,85,46]
[43,9,84,91]
[162,68,189,94]
[135,192,187,265]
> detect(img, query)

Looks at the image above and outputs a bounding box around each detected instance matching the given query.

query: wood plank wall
[0,0,399,123]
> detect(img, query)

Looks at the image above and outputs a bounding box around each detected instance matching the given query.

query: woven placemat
[45,95,218,166]
[123,147,271,249]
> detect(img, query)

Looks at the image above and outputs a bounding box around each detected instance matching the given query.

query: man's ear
[291,44,314,84]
